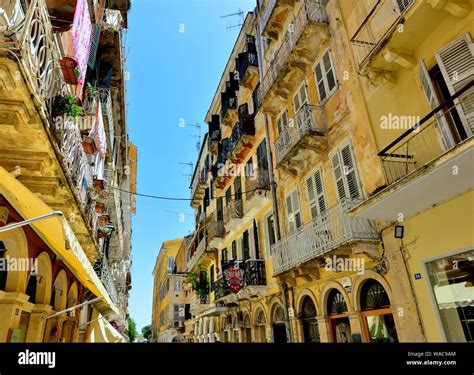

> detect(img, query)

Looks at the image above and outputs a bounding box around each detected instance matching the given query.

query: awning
[0,167,119,316]
[434,282,474,309]
[87,309,126,343]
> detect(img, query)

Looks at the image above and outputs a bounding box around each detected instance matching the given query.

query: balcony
[258,1,329,115]
[94,255,120,308]
[245,169,272,214]
[351,84,474,221]
[229,115,256,163]
[208,129,221,154]
[221,89,238,127]
[190,165,209,207]
[272,199,379,275]
[237,50,259,90]
[275,104,328,175]
[214,259,267,302]
[259,0,296,40]
[224,199,244,232]
[186,234,208,272]
[207,211,225,248]
[190,294,229,317]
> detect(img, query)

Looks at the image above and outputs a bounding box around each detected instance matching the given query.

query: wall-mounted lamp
[394,225,404,239]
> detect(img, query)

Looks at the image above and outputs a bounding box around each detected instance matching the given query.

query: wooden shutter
[315,50,337,103]
[287,188,302,231]
[419,59,455,150]
[294,82,308,113]
[286,193,295,232]
[323,51,337,93]
[307,168,327,220]
[435,33,474,136]
[331,142,362,201]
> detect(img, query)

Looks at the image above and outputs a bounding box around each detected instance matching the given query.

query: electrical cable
[104,182,274,202]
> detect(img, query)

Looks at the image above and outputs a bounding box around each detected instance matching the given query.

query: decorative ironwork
[327,289,347,315]
[361,280,390,311]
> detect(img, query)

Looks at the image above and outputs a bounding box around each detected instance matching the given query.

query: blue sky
[126,0,256,330]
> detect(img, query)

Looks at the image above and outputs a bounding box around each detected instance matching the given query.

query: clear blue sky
[126,0,256,330]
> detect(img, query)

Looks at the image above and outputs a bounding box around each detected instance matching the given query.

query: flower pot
[60,56,79,85]
[82,136,96,154]
[95,202,105,214]
[93,179,104,191]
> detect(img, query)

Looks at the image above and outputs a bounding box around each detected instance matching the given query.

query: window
[217,197,223,221]
[210,265,215,291]
[256,139,269,172]
[246,157,254,178]
[174,304,185,321]
[225,188,232,206]
[253,220,260,260]
[252,83,260,113]
[167,257,174,273]
[286,189,302,232]
[294,82,309,113]
[314,50,337,103]
[306,168,327,220]
[222,248,228,263]
[232,240,237,260]
[243,230,250,261]
[266,214,276,254]
[234,176,242,201]
[330,140,362,201]
[427,250,474,342]
[174,280,183,291]
[277,109,289,134]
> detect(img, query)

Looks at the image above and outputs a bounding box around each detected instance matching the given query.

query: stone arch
[0,226,29,293]
[51,270,68,311]
[35,252,52,305]
[270,303,285,324]
[254,307,267,326]
[268,296,285,323]
[352,271,394,312]
[250,301,267,325]
[320,281,352,315]
[67,282,78,308]
[295,288,320,317]
[242,311,251,328]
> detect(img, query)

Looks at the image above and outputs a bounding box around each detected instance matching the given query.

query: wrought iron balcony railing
[258,1,328,106]
[271,199,379,275]
[0,0,62,103]
[379,83,474,186]
[245,169,271,202]
[221,91,237,120]
[350,0,415,69]
[224,199,244,224]
[275,104,327,165]
[94,255,120,307]
[207,211,225,241]
[237,51,258,85]
[186,235,207,272]
[214,259,266,299]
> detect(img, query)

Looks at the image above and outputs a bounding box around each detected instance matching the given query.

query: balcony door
[294,82,309,131]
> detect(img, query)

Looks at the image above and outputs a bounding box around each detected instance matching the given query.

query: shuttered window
[331,141,362,201]
[306,168,327,220]
[286,188,302,232]
[277,109,289,134]
[314,50,338,103]
[435,33,474,137]
[294,82,309,113]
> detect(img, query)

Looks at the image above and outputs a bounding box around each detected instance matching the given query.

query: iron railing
[351,0,415,69]
[94,255,120,307]
[214,276,232,300]
[258,1,328,105]
[221,91,237,120]
[275,104,327,165]
[224,199,244,224]
[237,51,258,83]
[271,198,379,274]
[259,0,278,35]
[245,169,271,202]
[380,84,474,185]
[191,164,209,199]
[187,235,207,272]
[207,211,225,240]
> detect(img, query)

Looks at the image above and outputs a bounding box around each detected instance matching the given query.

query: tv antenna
[221,9,244,30]
[185,123,201,152]
[179,162,193,181]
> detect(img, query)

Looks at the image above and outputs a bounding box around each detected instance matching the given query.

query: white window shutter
[306,175,318,220]
[291,189,302,229]
[331,151,346,201]
[340,144,361,200]
[286,193,295,232]
[306,169,327,220]
[323,51,337,93]
[419,59,455,150]
[314,169,327,214]
[435,33,474,136]
[315,61,327,102]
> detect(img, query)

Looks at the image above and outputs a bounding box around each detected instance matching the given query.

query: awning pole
[44,297,104,320]
[0,211,64,233]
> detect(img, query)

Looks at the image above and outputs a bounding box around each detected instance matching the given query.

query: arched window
[255,309,266,326]
[301,296,317,319]
[327,289,347,315]
[301,296,320,343]
[272,304,285,323]
[361,279,390,310]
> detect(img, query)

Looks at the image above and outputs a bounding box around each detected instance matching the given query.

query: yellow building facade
[0,0,133,342]
[176,0,473,343]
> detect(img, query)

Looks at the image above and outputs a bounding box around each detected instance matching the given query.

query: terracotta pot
[82,136,96,154]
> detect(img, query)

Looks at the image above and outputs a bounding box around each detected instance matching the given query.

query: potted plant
[82,136,96,154]
[52,94,83,118]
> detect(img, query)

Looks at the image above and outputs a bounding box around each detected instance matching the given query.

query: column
[316,316,332,343]
[347,311,363,343]
[0,292,30,342]
[265,324,273,343]
[61,316,78,343]
[25,304,52,342]
[293,318,304,343]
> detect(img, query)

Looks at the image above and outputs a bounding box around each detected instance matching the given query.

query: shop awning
[0,167,119,316]
[434,282,474,309]
[87,309,126,343]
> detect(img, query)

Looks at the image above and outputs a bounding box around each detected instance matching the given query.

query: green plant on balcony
[52,94,84,118]
[185,270,209,301]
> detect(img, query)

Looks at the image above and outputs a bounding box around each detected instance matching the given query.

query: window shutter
[340,144,361,200]
[435,33,474,136]
[306,174,318,220]
[294,93,301,114]
[331,152,346,200]
[286,193,295,232]
[419,59,455,149]
[315,62,327,102]
[323,51,337,92]
[291,189,302,229]
[314,169,327,214]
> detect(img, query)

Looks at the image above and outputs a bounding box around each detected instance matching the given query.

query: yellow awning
[87,309,126,343]
[0,167,119,315]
